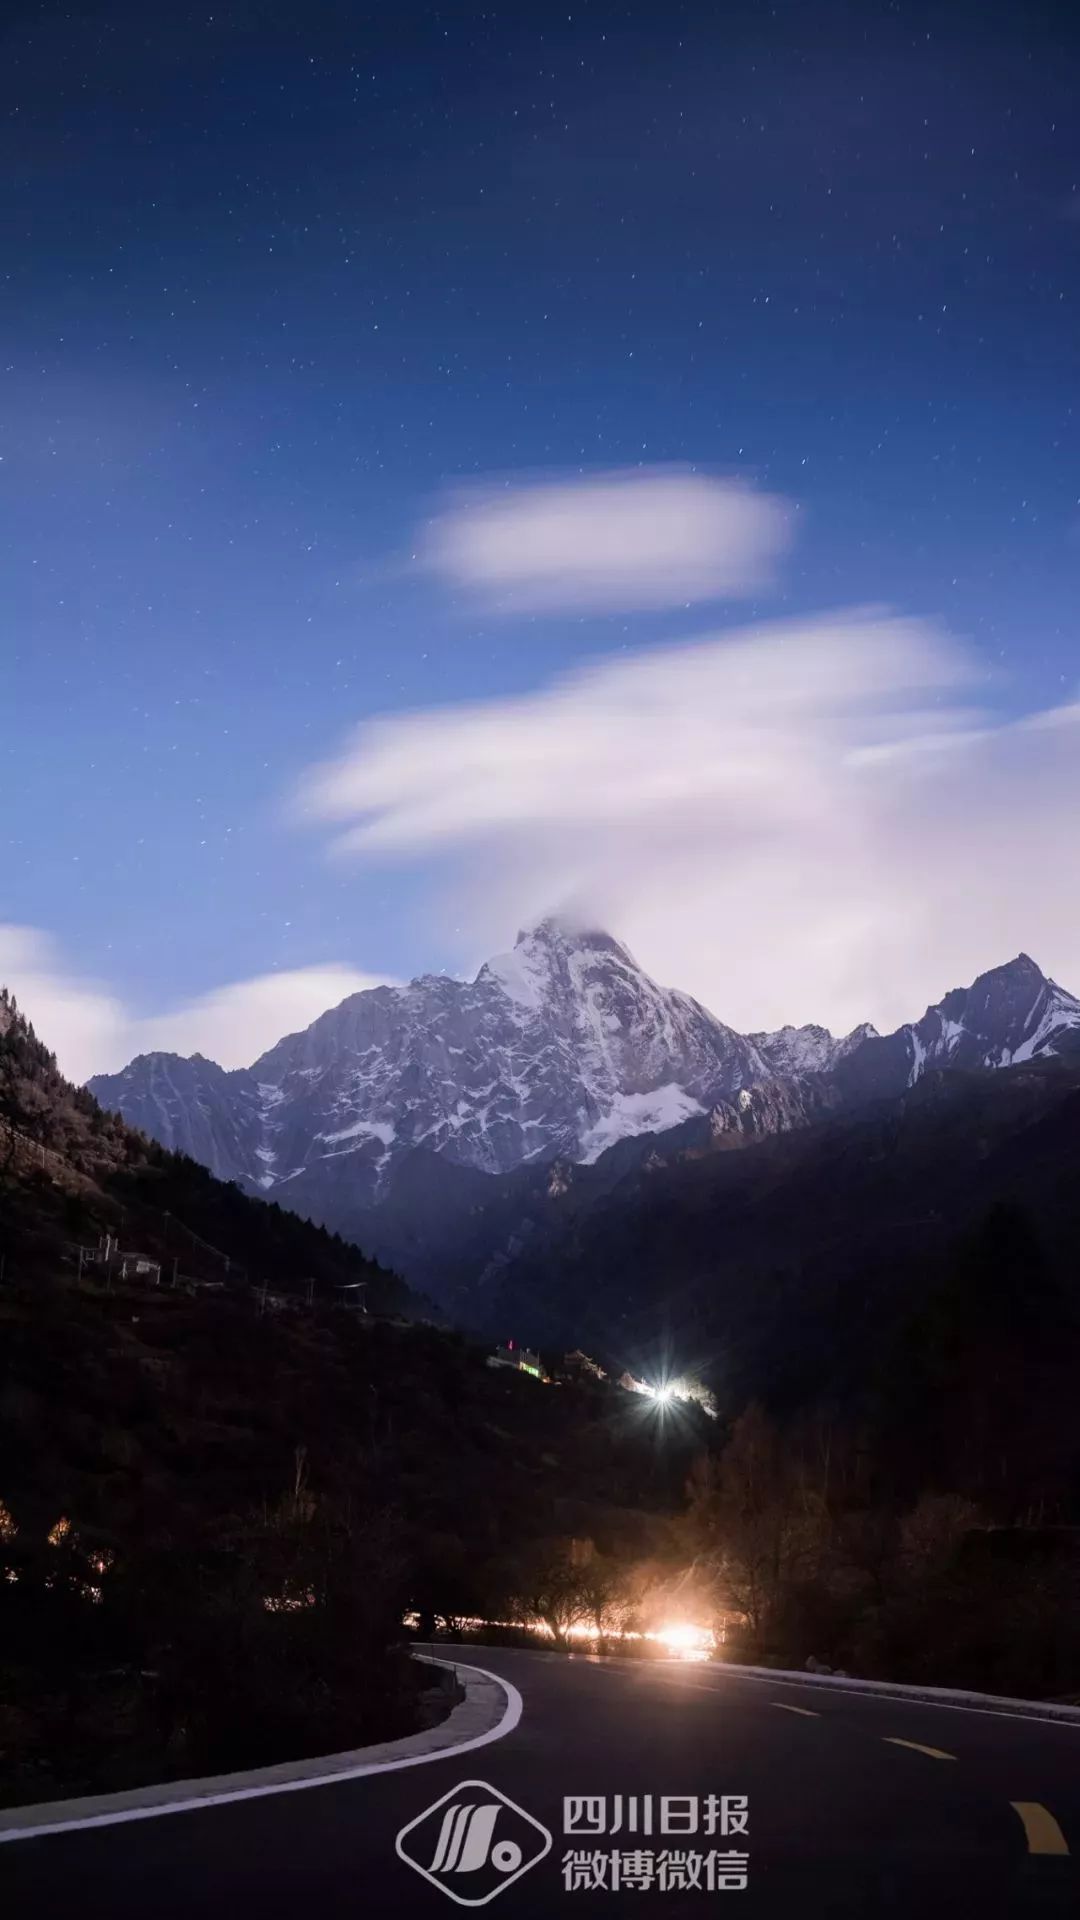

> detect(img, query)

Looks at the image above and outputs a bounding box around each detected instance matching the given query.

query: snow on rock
[88,919,766,1199]
[579,1084,706,1163]
[87,937,1080,1237]
[750,1018,881,1077]
[317,1117,397,1151]
[908,954,1080,1078]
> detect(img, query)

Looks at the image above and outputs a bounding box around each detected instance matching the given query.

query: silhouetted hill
[0,987,707,1803]
[0,986,412,1315]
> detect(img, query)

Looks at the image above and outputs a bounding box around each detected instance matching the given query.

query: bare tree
[688,1406,826,1651]
[507,1539,592,1648]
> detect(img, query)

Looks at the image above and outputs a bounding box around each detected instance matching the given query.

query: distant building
[563,1348,606,1380]
[489,1340,544,1379]
[76,1236,161,1287]
[333,1282,369,1313]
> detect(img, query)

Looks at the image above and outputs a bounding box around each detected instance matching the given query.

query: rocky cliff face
[91,920,799,1199]
[832,954,1080,1106]
[88,1050,265,1185]
[748,1019,878,1078]
[245,917,773,1192]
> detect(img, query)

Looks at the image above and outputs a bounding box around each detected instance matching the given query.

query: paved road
[4,1645,1078,1917]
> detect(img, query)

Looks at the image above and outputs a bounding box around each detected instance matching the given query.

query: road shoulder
[0,1656,521,1845]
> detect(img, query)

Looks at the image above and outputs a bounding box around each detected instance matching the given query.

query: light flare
[403,1610,715,1659]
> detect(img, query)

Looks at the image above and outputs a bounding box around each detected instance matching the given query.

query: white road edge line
[0,1660,522,1846]
[652,1667,1080,1729]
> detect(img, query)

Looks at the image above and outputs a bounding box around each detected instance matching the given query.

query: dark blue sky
[4,0,1080,1067]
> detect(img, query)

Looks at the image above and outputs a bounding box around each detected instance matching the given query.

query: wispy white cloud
[421,467,792,612]
[0,926,389,1082]
[297,610,1080,1037]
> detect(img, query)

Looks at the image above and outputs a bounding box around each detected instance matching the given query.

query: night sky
[4,0,1080,1075]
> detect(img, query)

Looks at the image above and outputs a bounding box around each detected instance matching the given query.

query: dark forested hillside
[0,988,708,1803]
[472,1058,1080,1412]
[0,986,411,1314]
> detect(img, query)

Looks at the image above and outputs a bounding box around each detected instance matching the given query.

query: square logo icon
[396,1778,552,1906]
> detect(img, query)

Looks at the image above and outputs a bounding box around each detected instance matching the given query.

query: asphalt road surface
[4,1645,1077,1918]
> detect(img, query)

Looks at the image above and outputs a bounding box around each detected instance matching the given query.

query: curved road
[4,1646,1077,1916]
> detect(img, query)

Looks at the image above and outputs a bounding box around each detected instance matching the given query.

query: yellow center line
[771,1702,819,1717]
[1010,1802,1070,1857]
[882,1737,956,1761]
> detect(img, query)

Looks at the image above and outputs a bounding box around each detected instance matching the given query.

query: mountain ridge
[471,1050,1080,1396]
[87,924,1080,1286]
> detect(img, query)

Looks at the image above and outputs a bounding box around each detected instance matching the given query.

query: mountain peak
[480,915,645,1014]
[749,1018,870,1077]
[513,914,636,965]
[984,951,1045,982]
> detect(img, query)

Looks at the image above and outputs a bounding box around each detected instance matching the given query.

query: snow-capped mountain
[832,953,1080,1106]
[88,930,1080,1254]
[91,919,794,1199]
[914,952,1080,1070]
[748,1019,879,1078]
